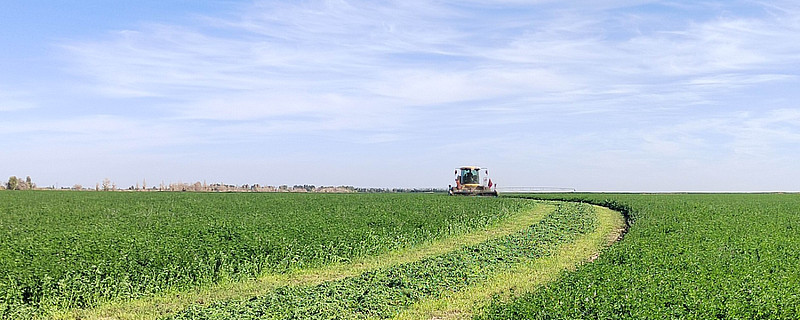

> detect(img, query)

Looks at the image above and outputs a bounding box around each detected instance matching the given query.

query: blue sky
[2,0,800,191]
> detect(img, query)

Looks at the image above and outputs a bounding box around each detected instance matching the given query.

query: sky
[1,0,800,191]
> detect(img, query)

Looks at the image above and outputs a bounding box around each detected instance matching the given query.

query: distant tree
[73,184,82,190]
[25,176,34,190]
[102,178,111,191]
[7,176,19,190]
[142,179,147,190]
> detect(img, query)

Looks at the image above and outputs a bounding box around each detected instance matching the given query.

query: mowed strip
[391,205,624,320]
[55,203,556,320]
[167,202,596,319]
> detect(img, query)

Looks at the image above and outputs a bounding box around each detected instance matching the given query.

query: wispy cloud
[3,0,800,189]
[61,1,800,118]
[0,89,37,112]
[640,108,800,160]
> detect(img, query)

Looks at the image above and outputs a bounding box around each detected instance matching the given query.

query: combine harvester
[449,166,498,196]
[448,165,575,196]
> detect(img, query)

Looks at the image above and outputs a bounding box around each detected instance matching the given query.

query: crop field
[0,191,564,319]
[482,193,800,319]
[7,192,793,319]
[166,202,598,319]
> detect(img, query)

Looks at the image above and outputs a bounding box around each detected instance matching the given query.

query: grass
[58,202,556,320]
[392,205,623,320]
[166,202,600,319]
[0,192,538,319]
[1,191,631,320]
[480,193,800,319]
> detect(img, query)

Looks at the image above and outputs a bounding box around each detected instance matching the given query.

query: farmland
[5,192,795,319]
[165,201,601,319]
[482,193,800,319]
[0,191,549,319]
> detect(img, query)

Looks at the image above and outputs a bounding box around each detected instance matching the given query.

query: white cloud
[61,1,800,118]
[0,114,200,153]
[639,108,800,160]
[0,89,36,111]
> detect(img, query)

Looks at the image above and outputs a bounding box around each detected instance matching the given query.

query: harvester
[449,166,498,196]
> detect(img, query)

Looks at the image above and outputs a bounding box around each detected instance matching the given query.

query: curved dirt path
[56,203,558,320]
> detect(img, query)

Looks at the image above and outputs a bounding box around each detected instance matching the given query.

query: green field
[0,192,546,319]
[482,193,800,319]
[3,192,795,319]
[164,201,598,319]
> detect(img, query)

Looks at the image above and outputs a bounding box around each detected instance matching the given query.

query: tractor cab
[458,167,481,187]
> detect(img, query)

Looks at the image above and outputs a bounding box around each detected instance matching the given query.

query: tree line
[3,176,446,193]
[3,176,362,193]
[2,176,35,190]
